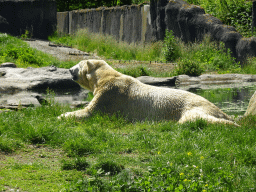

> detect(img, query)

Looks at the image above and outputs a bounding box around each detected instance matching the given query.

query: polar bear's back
[125,82,205,121]
[96,75,231,122]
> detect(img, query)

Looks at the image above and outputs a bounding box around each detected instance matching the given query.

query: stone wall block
[236,37,256,65]
[0,0,56,39]
[150,0,169,41]
[177,4,205,43]
[165,0,187,39]
[57,12,69,35]
[220,31,242,59]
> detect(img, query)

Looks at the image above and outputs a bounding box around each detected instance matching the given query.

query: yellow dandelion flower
[200,156,204,160]
[202,190,207,192]
[205,184,208,187]
[184,179,188,182]
[180,172,184,176]
[187,152,192,156]
[158,151,161,155]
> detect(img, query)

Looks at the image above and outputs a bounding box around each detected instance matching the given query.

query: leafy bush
[176,58,204,76]
[62,158,90,171]
[93,160,124,176]
[186,0,253,37]
[116,66,151,77]
[163,30,180,62]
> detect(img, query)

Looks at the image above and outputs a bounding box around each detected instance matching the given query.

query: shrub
[61,158,90,171]
[93,160,124,176]
[162,30,180,62]
[116,66,151,77]
[176,58,204,76]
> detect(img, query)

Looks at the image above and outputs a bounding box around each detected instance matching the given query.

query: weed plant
[0,101,256,191]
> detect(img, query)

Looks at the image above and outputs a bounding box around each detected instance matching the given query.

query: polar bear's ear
[87,60,95,74]
[86,74,92,80]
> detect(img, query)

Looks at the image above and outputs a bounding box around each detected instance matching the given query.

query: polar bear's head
[69,60,120,92]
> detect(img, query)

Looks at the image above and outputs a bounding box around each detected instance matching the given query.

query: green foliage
[116,66,151,77]
[93,161,124,176]
[186,0,253,37]
[50,30,244,76]
[176,35,241,74]
[0,33,76,68]
[0,135,23,153]
[49,29,164,62]
[1,102,256,191]
[56,0,133,12]
[176,58,204,76]
[62,158,90,171]
[163,30,180,62]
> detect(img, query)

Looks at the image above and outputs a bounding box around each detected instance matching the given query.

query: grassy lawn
[0,103,256,191]
[1,30,256,191]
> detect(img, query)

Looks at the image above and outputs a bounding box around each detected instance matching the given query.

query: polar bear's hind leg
[178,108,237,126]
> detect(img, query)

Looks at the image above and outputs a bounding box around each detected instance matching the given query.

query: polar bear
[59,59,238,126]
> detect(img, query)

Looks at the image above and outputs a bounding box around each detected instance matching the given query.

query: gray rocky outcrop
[0,66,80,92]
[0,62,17,68]
[137,74,256,88]
[0,65,84,109]
[244,91,256,116]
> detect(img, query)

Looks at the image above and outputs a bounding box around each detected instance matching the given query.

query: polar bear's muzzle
[69,64,80,81]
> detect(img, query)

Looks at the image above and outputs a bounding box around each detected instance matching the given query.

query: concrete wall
[57,0,256,63]
[0,0,57,39]
[57,4,152,43]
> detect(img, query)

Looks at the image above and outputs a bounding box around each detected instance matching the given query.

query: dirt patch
[0,145,64,170]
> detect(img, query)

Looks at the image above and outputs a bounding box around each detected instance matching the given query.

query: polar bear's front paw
[58,112,75,120]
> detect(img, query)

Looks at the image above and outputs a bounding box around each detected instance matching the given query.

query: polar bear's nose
[69,64,80,81]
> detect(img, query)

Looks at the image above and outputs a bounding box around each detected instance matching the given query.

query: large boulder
[0,66,80,93]
[244,91,256,116]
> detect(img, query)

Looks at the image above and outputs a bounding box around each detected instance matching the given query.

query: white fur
[59,60,238,126]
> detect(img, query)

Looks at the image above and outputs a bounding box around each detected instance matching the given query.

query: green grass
[49,29,164,62]
[50,29,248,76]
[0,102,256,191]
[0,33,76,69]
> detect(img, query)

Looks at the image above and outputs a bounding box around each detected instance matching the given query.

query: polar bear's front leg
[58,107,92,120]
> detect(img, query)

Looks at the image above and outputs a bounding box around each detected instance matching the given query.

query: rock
[177,4,205,43]
[0,15,9,34]
[70,101,89,109]
[0,62,17,68]
[47,65,57,72]
[0,66,80,93]
[236,37,256,65]
[136,76,176,86]
[137,74,256,89]
[244,91,256,116]
[0,92,42,109]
